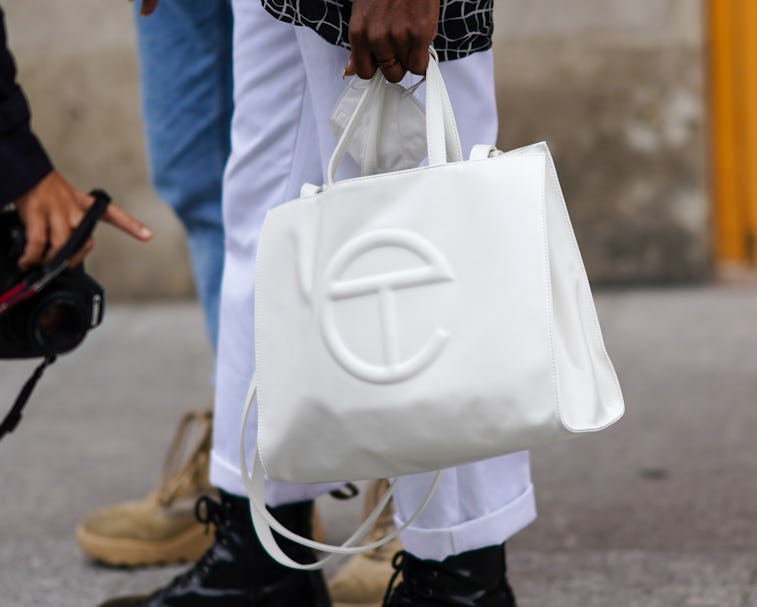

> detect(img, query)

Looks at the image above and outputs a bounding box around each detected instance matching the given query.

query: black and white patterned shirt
[261,0,493,62]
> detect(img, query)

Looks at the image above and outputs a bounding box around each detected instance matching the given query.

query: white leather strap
[327,48,462,184]
[425,50,463,166]
[240,374,443,570]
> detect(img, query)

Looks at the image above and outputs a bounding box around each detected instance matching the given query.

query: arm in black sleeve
[0,5,53,205]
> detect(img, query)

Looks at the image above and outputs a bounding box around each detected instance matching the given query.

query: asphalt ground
[1,286,757,606]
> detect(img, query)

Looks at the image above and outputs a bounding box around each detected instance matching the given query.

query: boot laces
[382,550,492,607]
[194,494,226,535]
[155,410,212,507]
[382,551,408,607]
[147,495,228,597]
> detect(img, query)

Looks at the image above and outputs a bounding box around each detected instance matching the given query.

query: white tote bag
[240,51,624,569]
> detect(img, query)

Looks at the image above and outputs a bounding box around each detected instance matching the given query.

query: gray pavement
[1,286,757,606]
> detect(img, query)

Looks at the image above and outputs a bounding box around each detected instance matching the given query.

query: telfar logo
[319,229,454,384]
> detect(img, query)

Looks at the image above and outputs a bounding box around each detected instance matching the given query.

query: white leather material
[249,53,624,484]
[330,76,427,176]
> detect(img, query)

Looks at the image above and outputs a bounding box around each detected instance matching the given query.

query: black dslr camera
[0,213,104,359]
[0,190,110,441]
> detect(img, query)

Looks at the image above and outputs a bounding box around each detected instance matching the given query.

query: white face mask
[330,77,427,177]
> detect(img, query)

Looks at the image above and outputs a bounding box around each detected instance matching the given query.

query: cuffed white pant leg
[393,454,536,560]
[211,0,342,504]
[295,27,536,560]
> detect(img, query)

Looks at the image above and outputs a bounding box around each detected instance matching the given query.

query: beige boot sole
[76,523,212,567]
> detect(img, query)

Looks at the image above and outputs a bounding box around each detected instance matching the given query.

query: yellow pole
[710,0,745,261]
[738,0,757,262]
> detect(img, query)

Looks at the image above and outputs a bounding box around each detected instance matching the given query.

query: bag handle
[327,48,463,185]
[424,49,463,166]
[240,375,443,570]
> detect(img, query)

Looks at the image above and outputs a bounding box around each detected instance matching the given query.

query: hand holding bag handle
[326,48,462,185]
[241,49,463,570]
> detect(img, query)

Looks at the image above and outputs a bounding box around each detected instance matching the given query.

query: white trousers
[212,0,537,560]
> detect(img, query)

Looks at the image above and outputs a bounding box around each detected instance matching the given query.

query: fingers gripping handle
[239,374,443,570]
[327,48,463,184]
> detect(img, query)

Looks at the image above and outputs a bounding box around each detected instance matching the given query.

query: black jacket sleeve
[0,5,53,205]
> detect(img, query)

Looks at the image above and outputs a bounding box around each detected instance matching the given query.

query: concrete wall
[493,0,710,283]
[4,0,709,299]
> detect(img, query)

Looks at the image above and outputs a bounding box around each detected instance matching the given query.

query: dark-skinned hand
[346,0,440,82]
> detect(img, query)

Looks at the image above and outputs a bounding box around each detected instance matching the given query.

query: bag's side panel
[540,144,625,432]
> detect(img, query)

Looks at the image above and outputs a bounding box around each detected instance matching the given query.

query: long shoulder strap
[239,374,442,570]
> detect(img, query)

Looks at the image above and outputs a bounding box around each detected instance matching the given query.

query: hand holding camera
[0,4,152,442]
[14,170,152,270]
[1,182,151,441]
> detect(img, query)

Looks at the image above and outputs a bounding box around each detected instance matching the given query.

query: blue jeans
[133,0,233,350]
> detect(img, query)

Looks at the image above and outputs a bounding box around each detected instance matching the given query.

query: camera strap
[0,190,111,443]
[0,356,56,441]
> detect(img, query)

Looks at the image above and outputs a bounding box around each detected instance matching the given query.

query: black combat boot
[98,490,331,607]
[382,544,517,607]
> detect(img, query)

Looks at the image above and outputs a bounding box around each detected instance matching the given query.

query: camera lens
[31,294,88,355]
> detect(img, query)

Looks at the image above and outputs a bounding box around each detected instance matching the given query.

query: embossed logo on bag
[320,229,454,384]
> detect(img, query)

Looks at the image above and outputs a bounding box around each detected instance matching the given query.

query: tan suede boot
[76,410,216,567]
[330,479,402,607]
